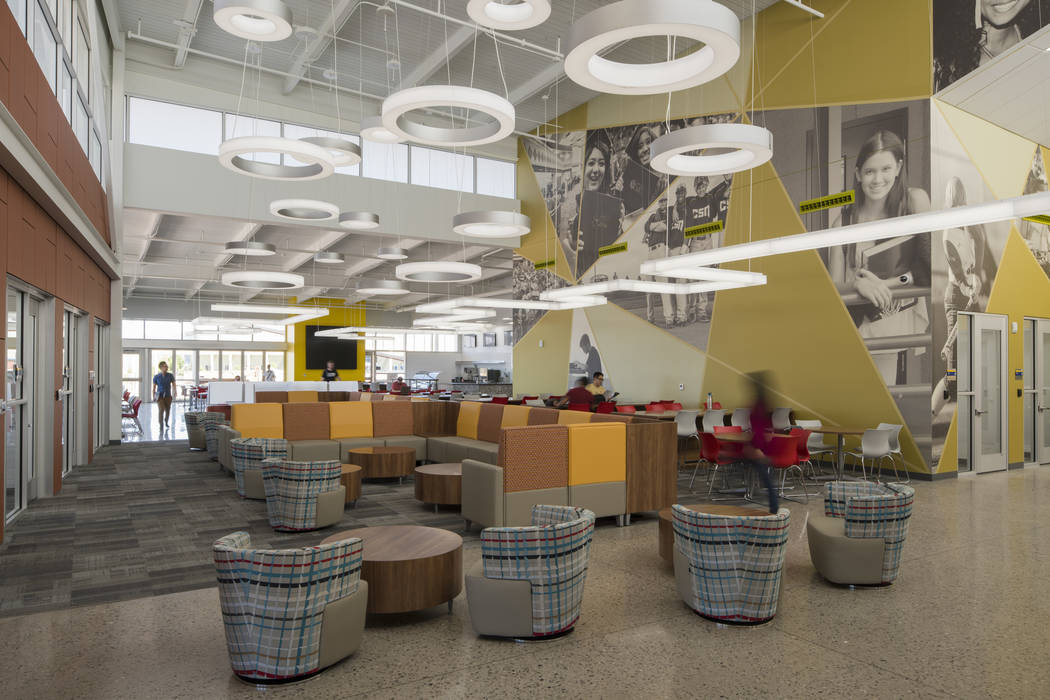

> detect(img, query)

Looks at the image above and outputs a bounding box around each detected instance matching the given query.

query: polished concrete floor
[1,444,1048,698]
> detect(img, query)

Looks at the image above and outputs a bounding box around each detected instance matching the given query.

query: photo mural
[933,0,1050,91]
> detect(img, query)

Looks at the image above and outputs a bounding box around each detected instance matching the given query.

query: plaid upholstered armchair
[183,411,209,451]
[807,481,915,585]
[671,504,791,624]
[230,437,288,500]
[466,505,596,639]
[201,413,225,461]
[261,459,345,532]
[213,532,367,684]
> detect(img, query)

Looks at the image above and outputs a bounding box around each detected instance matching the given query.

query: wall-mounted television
[305,326,359,370]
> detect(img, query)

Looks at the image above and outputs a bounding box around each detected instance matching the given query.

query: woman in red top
[743,372,779,514]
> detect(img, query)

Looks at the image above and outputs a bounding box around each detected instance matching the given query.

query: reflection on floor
[121,400,192,443]
[2,439,1049,697]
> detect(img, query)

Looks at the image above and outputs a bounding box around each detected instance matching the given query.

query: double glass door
[5,290,40,522]
[957,313,1009,473]
[1025,318,1050,464]
[61,309,80,475]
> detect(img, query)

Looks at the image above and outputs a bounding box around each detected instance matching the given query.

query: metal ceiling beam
[183,222,263,300]
[507,61,568,106]
[173,0,205,68]
[282,0,360,94]
[399,24,476,89]
[240,229,352,302]
[125,212,164,296]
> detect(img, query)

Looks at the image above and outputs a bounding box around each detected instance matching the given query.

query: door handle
[974,408,986,416]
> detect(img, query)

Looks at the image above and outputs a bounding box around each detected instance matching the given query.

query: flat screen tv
[305,326,359,370]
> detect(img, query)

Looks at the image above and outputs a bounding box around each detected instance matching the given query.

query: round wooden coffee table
[321,525,463,614]
[340,464,362,506]
[346,446,416,482]
[414,463,462,512]
[658,504,771,562]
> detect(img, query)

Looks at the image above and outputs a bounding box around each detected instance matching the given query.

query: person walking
[153,361,176,430]
[742,371,779,514]
[263,365,276,382]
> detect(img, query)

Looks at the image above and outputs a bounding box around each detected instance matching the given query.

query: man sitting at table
[556,377,596,409]
[586,371,608,399]
[391,376,407,393]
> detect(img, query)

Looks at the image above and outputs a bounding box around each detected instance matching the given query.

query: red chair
[122,397,143,432]
[645,403,666,414]
[713,425,742,434]
[790,427,818,480]
[697,432,744,497]
[122,389,130,401]
[668,402,683,411]
[491,396,509,405]
[712,401,722,409]
[568,403,592,412]
[766,434,807,503]
[616,405,636,414]
[595,402,616,414]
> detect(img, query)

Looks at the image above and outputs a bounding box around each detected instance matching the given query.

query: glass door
[60,309,77,475]
[1035,319,1050,464]
[264,352,284,381]
[174,350,195,401]
[94,322,107,450]
[5,290,38,522]
[243,351,264,382]
[957,312,1009,473]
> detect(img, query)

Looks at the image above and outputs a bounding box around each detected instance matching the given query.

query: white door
[1035,320,1050,464]
[957,313,1009,473]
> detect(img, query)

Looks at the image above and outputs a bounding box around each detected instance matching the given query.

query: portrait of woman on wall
[617,124,667,216]
[571,131,626,278]
[934,0,1050,91]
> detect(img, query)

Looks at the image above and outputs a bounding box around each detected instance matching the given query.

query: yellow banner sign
[1023,214,1050,226]
[799,190,855,214]
[533,259,556,270]
[685,220,724,239]
[598,242,628,257]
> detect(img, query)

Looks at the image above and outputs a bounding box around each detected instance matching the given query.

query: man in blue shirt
[153,361,176,429]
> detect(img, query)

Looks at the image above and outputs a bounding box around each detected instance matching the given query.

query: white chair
[731,408,751,431]
[702,409,727,433]
[845,428,895,482]
[525,399,546,407]
[771,407,793,431]
[675,410,701,472]
[876,422,908,483]
[796,420,833,468]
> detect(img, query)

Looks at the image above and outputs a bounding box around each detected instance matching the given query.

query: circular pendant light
[313,251,345,264]
[650,123,773,176]
[219,136,335,181]
[466,0,551,30]
[382,86,516,147]
[360,116,403,144]
[453,211,531,238]
[224,241,276,256]
[221,270,304,289]
[299,136,361,167]
[269,198,340,221]
[396,261,483,283]
[357,279,409,295]
[213,0,294,42]
[339,211,381,230]
[377,246,408,260]
[564,0,741,96]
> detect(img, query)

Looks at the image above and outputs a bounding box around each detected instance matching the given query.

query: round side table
[346,446,416,483]
[414,463,462,512]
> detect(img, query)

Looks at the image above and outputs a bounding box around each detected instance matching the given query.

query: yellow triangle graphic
[516,139,574,283]
[513,309,574,396]
[705,160,928,472]
[934,100,1039,199]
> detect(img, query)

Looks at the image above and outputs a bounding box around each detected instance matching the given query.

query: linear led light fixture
[538,274,767,303]
[413,310,498,327]
[641,190,1050,276]
[209,303,328,325]
[413,295,607,315]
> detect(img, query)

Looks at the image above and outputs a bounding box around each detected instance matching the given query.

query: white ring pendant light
[313,251,345,264]
[298,136,361,167]
[396,262,483,283]
[452,211,531,238]
[382,86,516,147]
[213,0,294,42]
[357,279,409,295]
[466,0,551,30]
[360,116,403,144]
[221,271,304,289]
[224,241,276,256]
[339,211,381,230]
[650,123,773,176]
[219,136,335,181]
[377,247,408,260]
[563,0,741,95]
[269,199,340,221]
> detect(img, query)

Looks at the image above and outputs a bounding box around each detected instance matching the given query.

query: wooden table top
[341,463,362,475]
[347,446,416,456]
[711,431,751,442]
[414,463,462,477]
[321,525,462,561]
[659,503,770,519]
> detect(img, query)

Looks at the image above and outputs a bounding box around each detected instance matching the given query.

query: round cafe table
[321,526,463,614]
[340,464,362,506]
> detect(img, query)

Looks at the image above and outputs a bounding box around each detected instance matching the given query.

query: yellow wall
[512,309,573,395]
[290,299,367,381]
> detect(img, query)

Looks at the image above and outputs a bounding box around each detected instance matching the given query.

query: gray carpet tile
[0,439,488,617]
